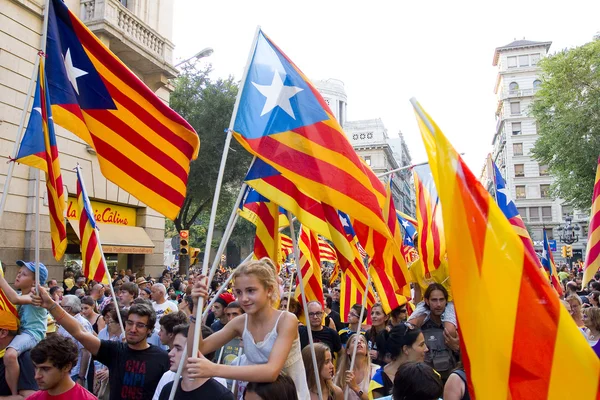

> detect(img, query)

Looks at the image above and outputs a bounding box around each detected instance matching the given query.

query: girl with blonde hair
[334,333,376,400]
[187,258,309,399]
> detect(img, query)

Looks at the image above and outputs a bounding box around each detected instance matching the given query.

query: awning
[69,222,155,254]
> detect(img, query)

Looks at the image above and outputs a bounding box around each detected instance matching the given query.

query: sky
[172,0,599,172]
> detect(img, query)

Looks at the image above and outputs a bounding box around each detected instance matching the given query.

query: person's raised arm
[187,312,299,382]
[0,273,31,305]
[31,286,101,355]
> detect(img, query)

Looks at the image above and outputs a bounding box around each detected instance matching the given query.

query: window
[562,205,573,217]
[516,185,526,199]
[540,184,551,198]
[544,227,554,240]
[509,82,519,92]
[529,207,540,221]
[514,164,524,177]
[542,206,552,221]
[539,164,549,176]
[517,207,527,220]
[531,53,541,65]
[364,156,371,166]
[513,143,523,156]
[512,122,522,135]
[518,55,529,67]
[510,102,521,115]
[533,79,542,90]
[507,56,517,68]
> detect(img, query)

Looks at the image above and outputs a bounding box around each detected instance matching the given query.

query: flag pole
[287,214,323,400]
[344,257,371,400]
[190,26,261,361]
[33,169,41,294]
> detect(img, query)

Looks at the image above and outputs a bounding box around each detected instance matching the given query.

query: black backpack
[422,321,457,380]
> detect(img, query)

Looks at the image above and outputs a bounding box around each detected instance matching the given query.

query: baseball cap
[16,260,48,285]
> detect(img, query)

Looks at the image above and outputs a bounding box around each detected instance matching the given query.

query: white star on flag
[497,187,514,208]
[252,72,303,119]
[63,48,88,95]
[402,220,409,228]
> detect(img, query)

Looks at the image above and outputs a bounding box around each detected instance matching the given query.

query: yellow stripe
[51,106,94,145]
[81,110,188,195]
[16,155,48,172]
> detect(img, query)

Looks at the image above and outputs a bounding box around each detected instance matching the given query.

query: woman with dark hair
[367,303,389,366]
[302,343,343,400]
[243,374,298,400]
[391,362,443,400]
[588,291,600,308]
[369,323,429,399]
[81,296,104,334]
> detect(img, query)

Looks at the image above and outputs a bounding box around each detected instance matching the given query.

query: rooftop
[492,39,552,65]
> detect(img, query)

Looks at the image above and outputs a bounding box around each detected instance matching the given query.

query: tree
[169,65,253,252]
[531,39,600,210]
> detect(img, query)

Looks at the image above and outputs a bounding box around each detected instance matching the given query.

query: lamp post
[175,47,214,68]
[557,214,580,267]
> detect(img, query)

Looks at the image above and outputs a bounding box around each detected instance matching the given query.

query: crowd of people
[0,257,599,400]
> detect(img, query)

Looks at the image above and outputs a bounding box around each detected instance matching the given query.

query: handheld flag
[541,230,564,296]
[413,99,599,399]
[583,156,600,288]
[0,262,18,319]
[15,55,66,260]
[45,0,199,220]
[76,167,108,284]
[294,226,324,306]
[232,30,389,238]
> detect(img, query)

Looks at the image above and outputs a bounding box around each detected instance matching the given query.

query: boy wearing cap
[0,260,48,396]
[210,293,235,332]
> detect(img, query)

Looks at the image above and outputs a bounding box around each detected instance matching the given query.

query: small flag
[541,230,564,296]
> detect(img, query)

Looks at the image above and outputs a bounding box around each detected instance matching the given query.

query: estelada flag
[412,98,599,399]
[232,30,389,239]
[44,0,199,220]
[15,55,67,261]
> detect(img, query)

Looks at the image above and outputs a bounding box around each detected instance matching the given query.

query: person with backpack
[408,283,459,381]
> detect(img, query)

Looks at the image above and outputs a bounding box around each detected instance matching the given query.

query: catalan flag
[329,263,340,286]
[413,99,600,399]
[339,257,376,323]
[541,230,563,297]
[76,166,108,284]
[232,30,389,238]
[280,233,293,261]
[238,185,289,228]
[15,55,66,261]
[396,211,419,264]
[45,0,199,220]
[0,262,18,319]
[583,156,600,288]
[491,158,542,270]
[294,226,324,306]
[318,238,337,264]
[414,165,446,276]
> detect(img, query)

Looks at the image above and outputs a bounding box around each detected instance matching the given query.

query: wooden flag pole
[287,214,323,400]
[33,169,41,294]
[344,257,371,400]
[189,26,261,364]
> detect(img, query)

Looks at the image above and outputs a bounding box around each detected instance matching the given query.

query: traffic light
[561,246,567,258]
[190,248,201,265]
[179,230,189,257]
[566,245,573,258]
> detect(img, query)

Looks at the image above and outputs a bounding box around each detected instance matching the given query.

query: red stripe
[431,203,442,269]
[417,179,432,274]
[91,134,185,207]
[592,175,600,199]
[508,253,559,397]
[588,212,600,236]
[371,268,400,309]
[245,135,383,217]
[253,236,270,261]
[98,79,196,159]
[261,175,327,220]
[84,108,189,183]
[67,9,195,132]
[256,203,277,238]
[585,239,600,266]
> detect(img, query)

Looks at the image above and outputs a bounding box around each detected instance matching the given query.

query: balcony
[80,0,178,89]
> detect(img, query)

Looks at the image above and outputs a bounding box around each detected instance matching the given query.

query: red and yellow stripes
[295,226,324,306]
[51,3,199,220]
[0,263,18,319]
[339,252,376,323]
[583,156,600,288]
[280,233,293,261]
[318,238,337,263]
[414,99,600,399]
[414,170,445,276]
[253,201,281,270]
[77,181,108,284]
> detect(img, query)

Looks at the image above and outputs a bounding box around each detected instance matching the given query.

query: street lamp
[557,214,580,244]
[175,47,214,68]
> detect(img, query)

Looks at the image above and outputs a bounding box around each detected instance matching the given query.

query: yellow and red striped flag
[252,201,281,268]
[295,226,324,306]
[339,253,376,323]
[413,99,600,399]
[0,262,18,319]
[76,167,108,284]
[329,263,340,286]
[15,56,66,261]
[45,0,199,220]
[318,238,337,263]
[280,233,293,262]
[583,156,600,288]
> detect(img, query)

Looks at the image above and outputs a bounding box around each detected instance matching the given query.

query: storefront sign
[66,197,137,226]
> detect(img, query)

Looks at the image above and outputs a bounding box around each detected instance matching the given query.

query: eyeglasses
[308,312,323,318]
[125,320,149,329]
[333,288,340,292]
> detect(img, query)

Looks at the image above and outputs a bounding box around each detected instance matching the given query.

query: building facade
[488,39,588,262]
[0,0,177,282]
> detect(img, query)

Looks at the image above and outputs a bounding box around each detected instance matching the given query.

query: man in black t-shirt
[299,301,342,356]
[0,310,37,397]
[158,324,233,400]
[33,289,170,400]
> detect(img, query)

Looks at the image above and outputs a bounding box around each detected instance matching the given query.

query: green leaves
[531,39,600,210]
